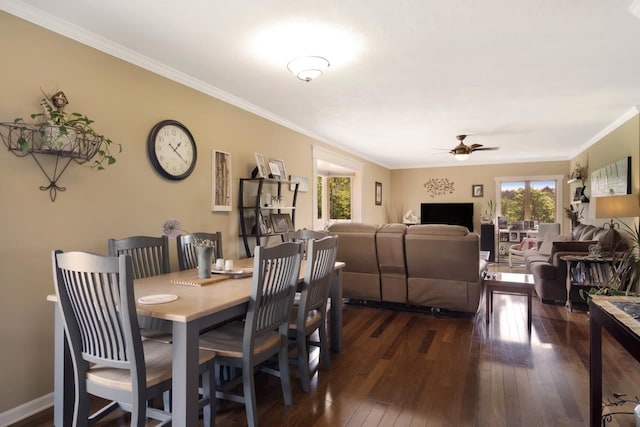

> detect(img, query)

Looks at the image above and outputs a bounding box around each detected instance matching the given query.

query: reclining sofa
[328,222,488,314]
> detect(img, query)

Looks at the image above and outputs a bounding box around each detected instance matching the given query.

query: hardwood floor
[13,264,640,426]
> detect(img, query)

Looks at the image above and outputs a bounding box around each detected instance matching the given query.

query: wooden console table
[589,295,640,426]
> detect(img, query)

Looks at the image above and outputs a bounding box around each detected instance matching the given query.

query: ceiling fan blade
[471,146,500,152]
[470,143,484,149]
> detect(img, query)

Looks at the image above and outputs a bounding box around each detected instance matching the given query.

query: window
[317,176,352,222]
[313,146,362,229]
[496,176,563,225]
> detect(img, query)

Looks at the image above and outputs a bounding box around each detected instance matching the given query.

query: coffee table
[484,272,535,333]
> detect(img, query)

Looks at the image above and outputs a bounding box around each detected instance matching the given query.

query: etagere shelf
[238,177,299,257]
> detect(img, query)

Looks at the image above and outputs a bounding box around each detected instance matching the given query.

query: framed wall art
[375,182,382,205]
[590,156,631,196]
[472,184,484,197]
[212,150,232,211]
[289,175,309,192]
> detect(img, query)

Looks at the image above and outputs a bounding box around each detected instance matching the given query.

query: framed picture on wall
[375,182,382,205]
[211,150,232,211]
[472,184,484,197]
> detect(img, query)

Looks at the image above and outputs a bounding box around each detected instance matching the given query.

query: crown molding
[569,106,640,159]
[0,1,389,166]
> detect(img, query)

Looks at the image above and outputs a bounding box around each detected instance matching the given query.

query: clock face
[148,120,197,180]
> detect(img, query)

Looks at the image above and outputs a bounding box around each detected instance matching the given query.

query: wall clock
[147,120,197,180]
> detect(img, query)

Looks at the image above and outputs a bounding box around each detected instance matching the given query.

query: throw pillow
[517,238,536,251]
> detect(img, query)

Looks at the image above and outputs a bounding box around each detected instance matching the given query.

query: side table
[560,255,615,312]
[484,272,535,333]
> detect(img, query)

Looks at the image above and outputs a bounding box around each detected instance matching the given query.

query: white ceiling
[3,0,640,169]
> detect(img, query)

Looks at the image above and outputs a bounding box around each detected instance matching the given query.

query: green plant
[564,204,584,227]
[486,199,496,216]
[13,91,120,170]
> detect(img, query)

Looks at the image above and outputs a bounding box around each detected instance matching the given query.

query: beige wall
[570,115,640,229]
[0,12,389,412]
[390,161,570,233]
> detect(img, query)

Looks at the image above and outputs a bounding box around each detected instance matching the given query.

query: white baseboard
[0,393,53,427]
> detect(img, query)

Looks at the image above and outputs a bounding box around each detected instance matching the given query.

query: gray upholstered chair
[288,236,338,392]
[108,235,170,279]
[199,242,302,427]
[177,232,223,271]
[51,250,217,427]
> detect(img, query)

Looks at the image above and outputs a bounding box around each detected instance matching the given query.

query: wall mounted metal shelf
[0,122,101,201]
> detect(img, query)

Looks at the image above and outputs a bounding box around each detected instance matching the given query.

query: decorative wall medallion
[423,178,455,198]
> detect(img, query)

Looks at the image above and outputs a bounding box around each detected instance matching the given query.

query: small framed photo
[254,152,268,178]
[268,158,287,181]
[375,182,382,205]
[497,216,508,229]
[259,213,273,234]
[509,232,519,242]
[472,184,484,198]
[270,213,294,232]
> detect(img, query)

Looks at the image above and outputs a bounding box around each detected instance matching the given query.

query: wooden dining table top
[48,258,345,324]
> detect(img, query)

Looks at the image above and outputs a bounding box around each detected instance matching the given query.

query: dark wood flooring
[13,264,640,426]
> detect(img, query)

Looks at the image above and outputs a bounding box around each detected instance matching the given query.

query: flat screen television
[420,203,474,232]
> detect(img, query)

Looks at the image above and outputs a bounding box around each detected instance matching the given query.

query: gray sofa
[329,222,487,314]
[527,223,626,303]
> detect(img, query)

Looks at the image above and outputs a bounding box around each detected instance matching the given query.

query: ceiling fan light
[287,56,330,82]
[454,153,469,161]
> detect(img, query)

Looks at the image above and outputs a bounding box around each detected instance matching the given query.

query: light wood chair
[288,236,338,392]
[177,232,223,271]
[108,235,170,279]
[51,250,217,427]
[199,242,303,427]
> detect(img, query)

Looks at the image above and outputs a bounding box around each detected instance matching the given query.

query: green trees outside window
[501,180,556,224]
[317,176,352,221]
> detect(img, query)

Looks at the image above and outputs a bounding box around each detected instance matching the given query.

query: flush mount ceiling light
[287,56,330,82]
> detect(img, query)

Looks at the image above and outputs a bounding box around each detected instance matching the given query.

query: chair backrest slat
[53,250,143,372]
[244,243,302,350]
[108,236,170,279]
[300,236,338,315]
[177,232,223,271]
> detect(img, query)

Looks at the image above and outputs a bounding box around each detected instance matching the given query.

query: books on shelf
[569,261,612,285]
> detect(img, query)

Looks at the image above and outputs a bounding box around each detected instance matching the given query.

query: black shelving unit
[480,224,495,262]
[238,177,299,257]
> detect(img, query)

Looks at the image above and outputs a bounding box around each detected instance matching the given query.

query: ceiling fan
[449,134,499,161]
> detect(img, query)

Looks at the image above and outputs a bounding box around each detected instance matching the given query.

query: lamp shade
[595,194,640,218]
[454,153,469,161]
[287,56,330,82]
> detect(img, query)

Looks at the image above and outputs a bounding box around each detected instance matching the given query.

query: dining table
[48,257,345,426]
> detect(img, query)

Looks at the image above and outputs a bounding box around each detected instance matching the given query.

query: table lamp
[595,194,640,229]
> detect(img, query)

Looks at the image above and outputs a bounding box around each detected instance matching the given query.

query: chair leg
[74,379,90,427]
[296,329,311,392]
[278,337,293,406]
[203,361,217,427]
[131,394,146,427]
[242,360,259,427]
[318,318,330,371]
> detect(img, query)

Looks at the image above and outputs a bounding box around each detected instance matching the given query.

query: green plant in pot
[13,90,120,170]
